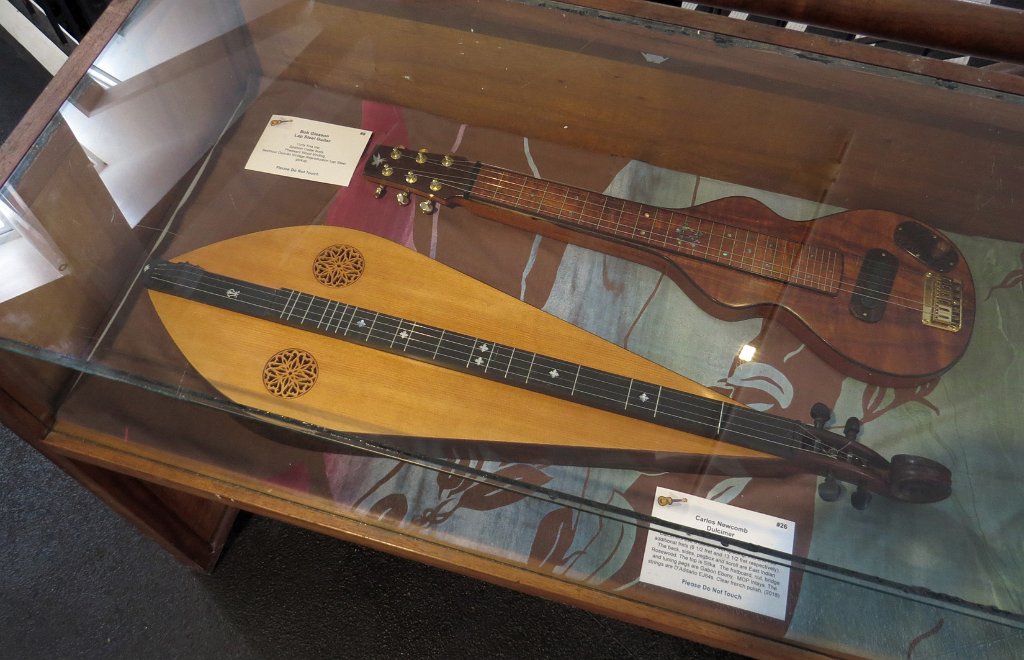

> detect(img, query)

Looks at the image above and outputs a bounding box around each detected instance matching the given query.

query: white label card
[640,488,795,620]
[244,116,371,186]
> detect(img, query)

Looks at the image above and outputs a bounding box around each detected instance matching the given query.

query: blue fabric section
[322,158,1024,655]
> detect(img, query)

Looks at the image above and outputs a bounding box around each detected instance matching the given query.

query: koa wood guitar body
[145,226,951,505]
[363,147,976,387]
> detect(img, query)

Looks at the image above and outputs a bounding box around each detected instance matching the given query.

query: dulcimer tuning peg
[818,474,843,502]
[810,402,831,429]
[851,485,872,510]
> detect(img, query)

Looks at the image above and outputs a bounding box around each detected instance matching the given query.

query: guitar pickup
[850,249,898,323]
[922,273,963,332]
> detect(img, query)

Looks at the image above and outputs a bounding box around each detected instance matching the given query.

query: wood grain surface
[148,226,771,462]
[454,195,977,386]
[242,1,1024,241]
[366,148,977,386]
[605,0,1024,65]
[41,424,831,659]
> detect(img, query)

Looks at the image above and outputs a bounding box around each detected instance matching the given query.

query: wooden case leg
[2,385,237,573]
[40,448,239,573]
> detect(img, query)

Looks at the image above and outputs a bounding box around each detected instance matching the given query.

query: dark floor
[0,22,740,660]
[0,14,50,139]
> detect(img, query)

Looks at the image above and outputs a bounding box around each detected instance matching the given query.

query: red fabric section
[268,461,310,491]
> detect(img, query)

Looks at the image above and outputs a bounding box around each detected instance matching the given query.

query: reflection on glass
[737,343,757,362]
[59,0,257,227]
[0,188,66,303]
[84,65,121,91]
[0,212,14,245]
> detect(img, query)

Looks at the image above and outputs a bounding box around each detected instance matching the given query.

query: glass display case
[2,1,1023,656]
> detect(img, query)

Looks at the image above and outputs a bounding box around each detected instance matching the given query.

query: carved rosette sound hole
[313,244,365,287]
[262,348,319,399]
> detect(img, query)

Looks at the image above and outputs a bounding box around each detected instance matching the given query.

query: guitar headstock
[362,145,475,213]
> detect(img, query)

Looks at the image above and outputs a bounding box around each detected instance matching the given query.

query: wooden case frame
[2,1,1024,656]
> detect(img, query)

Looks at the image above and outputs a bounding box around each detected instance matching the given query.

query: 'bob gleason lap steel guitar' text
[364,146,975,387]
[144,227,952,509]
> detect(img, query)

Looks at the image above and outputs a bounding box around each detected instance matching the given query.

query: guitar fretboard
[469,164,842,295]
[144,260,873,472]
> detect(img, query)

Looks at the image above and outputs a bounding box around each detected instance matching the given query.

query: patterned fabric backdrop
[296,101,1024,655]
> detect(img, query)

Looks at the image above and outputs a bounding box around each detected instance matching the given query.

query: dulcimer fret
[144,260,873,467]
[144,251,954,505]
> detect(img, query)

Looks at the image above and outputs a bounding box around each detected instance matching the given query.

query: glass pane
[2,0,1023,654]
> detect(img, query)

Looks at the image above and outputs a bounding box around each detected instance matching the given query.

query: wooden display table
[3,2,1024,657]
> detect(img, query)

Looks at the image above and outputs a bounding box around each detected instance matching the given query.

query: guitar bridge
[922,273,963,332]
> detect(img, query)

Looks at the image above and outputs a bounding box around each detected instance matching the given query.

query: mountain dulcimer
[144,226,951,505]
[363,146,976,388]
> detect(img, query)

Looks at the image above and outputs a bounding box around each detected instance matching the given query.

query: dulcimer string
[147,263,869,469]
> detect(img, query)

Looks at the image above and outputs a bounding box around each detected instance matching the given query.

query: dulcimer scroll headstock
[362,145,476,213]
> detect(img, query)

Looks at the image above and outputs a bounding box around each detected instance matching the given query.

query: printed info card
[245,115,371,186]
[640,487,795,620]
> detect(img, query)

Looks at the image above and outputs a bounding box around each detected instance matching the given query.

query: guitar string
[447,166,842,289]
[147,266,870,468]
[401,161,929,312]
[393,152,939,299]
[403,164,926,315]
[460,162,950,314]
[401,165,926,316]
[380,154,952,313]
[408,164,850,293]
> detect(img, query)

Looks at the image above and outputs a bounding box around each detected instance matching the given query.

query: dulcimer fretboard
[144,259,875,472]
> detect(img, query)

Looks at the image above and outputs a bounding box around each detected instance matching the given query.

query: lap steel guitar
[364,146,975,388]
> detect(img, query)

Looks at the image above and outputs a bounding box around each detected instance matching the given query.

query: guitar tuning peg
[810,402,831,429]
[381,164,394,177]
[395,191,410,206]
[851,485,872,510]
[442,154,454,168]
[390,146,404,160]
[373,185,386,199]
[416,149,428,164]
[418,200,435,215]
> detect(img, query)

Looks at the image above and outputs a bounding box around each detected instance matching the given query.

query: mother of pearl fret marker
[143,226,950,507]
